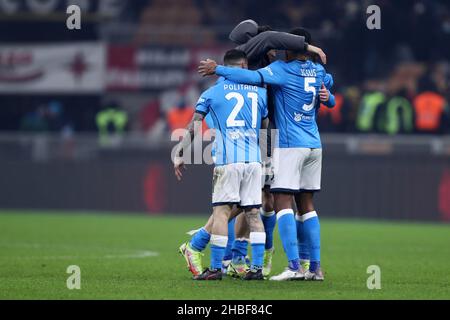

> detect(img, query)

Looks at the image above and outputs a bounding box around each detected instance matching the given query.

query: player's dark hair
[289,27,318,62]
[257,25,273,34]
[223,49,247,66]
[290,27,312,44]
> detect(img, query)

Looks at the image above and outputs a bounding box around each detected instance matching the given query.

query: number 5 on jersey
[302,77,317,111]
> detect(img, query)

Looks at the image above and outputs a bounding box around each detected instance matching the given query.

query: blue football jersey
[195,79,268,166]
[216,60,327,148]
[204,114,214,129]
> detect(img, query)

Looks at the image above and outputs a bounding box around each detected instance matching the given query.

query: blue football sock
[303,211,321,271]
[250,232,266,269]
[260,209,276,250]
[296,215,310,260]
[288,259,300,271]
[223,218,236,261]
[277,209,299,266]
[310,261,320,273]
[231,239,248,263]
[189,227,211,252]
[210,235,227,270]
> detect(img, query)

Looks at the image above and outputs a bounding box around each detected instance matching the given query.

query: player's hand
[198,59,217,77]
[319,84,329,102]
[307,45,327,65]
[174,156,186,181]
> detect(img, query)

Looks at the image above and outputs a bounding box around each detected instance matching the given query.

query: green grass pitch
[0,211,449,299]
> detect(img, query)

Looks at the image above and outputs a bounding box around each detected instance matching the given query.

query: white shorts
[261,157,274,188]
[212,162,262,208]
[271,147,322,193]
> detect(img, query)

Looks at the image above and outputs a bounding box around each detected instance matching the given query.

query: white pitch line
[104,250,159,259]
[0,242,159,260]
[6,251,159,260]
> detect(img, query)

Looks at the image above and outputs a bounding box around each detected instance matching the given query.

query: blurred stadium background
[1,0,450,301]
[0,0,449,222]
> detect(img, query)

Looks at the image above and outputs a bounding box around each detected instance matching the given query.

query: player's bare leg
[203,205,241,232]
[194,205,232,280]
[296,192,323,281]
[179,212,213,276]
[221,206,242,273]
[227,188,277,277]
[261,187,276,276]
[179,213,213,276]
[234,212,250,238]
[243,208,266,280]
[180,206,241,276]
[226,213,250,278]
[262,188,274,212]
[203,214,214,233]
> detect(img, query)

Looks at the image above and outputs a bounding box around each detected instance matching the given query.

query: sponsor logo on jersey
[294,112,313,122]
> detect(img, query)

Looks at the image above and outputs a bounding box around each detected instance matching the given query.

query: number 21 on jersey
[225,92,258,128]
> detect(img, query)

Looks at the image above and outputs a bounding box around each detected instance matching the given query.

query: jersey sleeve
[195,90,212,115]
[258,61,287,86]
[215,61,286,87]
[314,64,334,108]
[237,31,306,62]
[321,69,335,108]
[323,91,336,108]
[324,73,334,89]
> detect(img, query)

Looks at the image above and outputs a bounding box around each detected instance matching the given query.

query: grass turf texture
[0,211,449,300]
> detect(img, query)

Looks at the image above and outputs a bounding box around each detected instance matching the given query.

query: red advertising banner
[106,45,229,92]
[0,42,105,93]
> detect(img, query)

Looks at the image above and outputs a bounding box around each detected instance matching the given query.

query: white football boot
[269,266,305,281]
[304,267,324,281]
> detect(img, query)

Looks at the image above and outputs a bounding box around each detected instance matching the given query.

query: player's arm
[173,91,208,180]
[324,73,334,89]
[238,31,306,59]
[319,84,335,108]
[198,60,284,86]
[174,111,205,181]
[239,31,327,64]
[319,71,335,108]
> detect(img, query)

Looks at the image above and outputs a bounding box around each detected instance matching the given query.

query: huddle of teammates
[174,20,335,281]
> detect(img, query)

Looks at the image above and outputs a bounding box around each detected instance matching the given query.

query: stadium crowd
[0,0,449,135]
[137,0,450,135]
